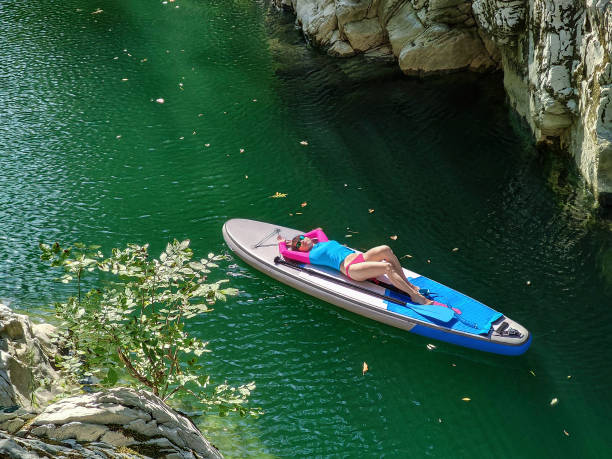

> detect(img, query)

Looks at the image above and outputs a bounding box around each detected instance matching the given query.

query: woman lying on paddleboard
[278,228,432,305]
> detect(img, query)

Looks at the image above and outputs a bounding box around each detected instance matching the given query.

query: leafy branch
[40,240,258,416]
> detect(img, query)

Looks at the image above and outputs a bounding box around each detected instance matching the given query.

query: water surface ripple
[1,0,611,457]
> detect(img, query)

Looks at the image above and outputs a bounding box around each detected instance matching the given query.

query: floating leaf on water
[205,143,210,147]
[245,175,248,179]
[91,8,103,14]
[462,397,471,402]
[300,140,308,146]
[526,280,531,285]
[567,375,572,379]
[426,344,436,350]
[121,78,128,82]
[368,209,374,213]
[452,247,459,252]
[252,99,257,102]
[530,370,536,377]
[401,254,413,259]
[390,235,398,240]
[563,430,570,436]
[295,212,302,215]
[116,135,121,139]
[345,234,352,238]
[427,259,431,264]
[155,98,165,104]
[438,418,443,423]
[300,202,307,207]
[240,148,245,153]
[452,363,456,367]
[270,192,287,198]
[550,398,559,406]
[362,362,368,375]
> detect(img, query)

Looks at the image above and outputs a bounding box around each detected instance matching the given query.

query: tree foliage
[40,240,257,416]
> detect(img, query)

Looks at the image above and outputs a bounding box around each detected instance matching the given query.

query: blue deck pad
[385,276,502,335]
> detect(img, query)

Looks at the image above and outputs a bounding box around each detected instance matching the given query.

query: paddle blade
[433,300,462,315]
[410,303,455,322]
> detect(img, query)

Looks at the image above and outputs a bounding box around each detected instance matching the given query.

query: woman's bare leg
[347,261,432,305]
[363,246,415,284]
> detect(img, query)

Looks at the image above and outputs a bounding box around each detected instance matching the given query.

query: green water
[1,1,611,457]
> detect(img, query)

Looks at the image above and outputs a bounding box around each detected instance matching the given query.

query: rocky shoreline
[0,304,223,458]
[273,0,611,207]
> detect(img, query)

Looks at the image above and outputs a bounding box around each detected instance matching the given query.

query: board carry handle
[274,257,455,323]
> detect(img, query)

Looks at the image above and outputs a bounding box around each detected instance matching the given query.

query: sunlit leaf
[270,192,287,198]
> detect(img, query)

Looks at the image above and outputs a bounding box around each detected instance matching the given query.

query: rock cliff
[273,0,612,206]
[0,304,223,458]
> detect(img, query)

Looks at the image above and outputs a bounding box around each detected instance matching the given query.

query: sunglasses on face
[295,235,305,249]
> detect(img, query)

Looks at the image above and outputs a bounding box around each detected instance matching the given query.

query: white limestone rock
[426,0,473,25]
[0,304,67,410]
[328,38,356,56]
[398,27,495,74]
[386,2,425,56]
[344,17,385,51]
[335,0,372,28]
[27,387,222,458]
[378,0,410,25]
[477,0,611,202]
[296,0,338,46]
[472,0,526,45]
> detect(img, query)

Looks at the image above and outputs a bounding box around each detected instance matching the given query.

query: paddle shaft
[274,257,454,322]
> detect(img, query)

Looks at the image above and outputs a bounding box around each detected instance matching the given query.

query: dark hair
[290,235,304,250]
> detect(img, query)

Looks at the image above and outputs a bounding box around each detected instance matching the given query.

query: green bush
[40,239,258,417]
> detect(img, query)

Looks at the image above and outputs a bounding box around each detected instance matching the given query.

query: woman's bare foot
[411,294,433,305]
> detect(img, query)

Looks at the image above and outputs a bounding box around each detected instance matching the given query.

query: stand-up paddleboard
[222,218,531,355]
